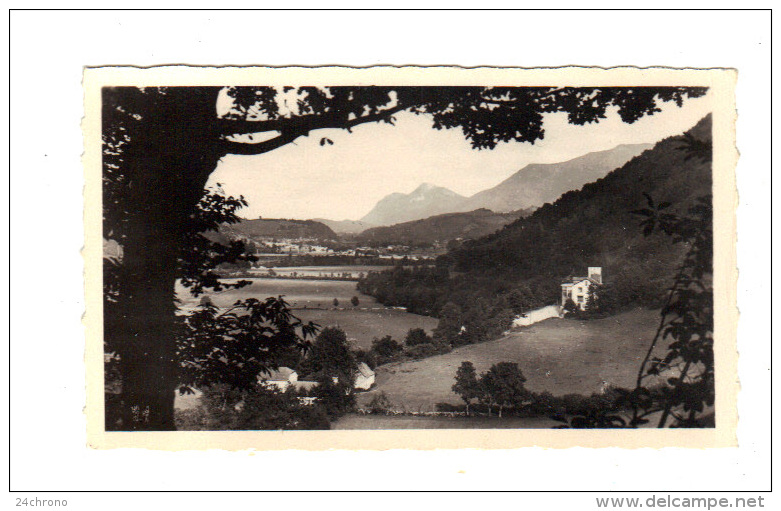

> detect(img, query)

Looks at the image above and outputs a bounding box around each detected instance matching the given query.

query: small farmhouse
[174,363,375,411]
[259,367,319,392]
[354,362,376,390]
[561,267,603,311]
[260,365,376,392]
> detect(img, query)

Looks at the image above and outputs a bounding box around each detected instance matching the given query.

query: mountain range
[354,143,653,227]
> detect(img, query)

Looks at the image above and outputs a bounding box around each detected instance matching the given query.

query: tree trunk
[104,88,223,430]
[113,230,180,430]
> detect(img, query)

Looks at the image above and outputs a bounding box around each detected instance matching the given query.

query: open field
[356,308,663,411]
[331,413,559,429]
[176,276,437,350]
[176,277,374,309]
[292,308,438,350]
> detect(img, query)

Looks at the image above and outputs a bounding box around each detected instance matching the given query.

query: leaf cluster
[177,297,318,393]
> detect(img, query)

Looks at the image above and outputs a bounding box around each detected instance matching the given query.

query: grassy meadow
[331,414,559,429]
[176,276,438,350]
[356,308,664,412]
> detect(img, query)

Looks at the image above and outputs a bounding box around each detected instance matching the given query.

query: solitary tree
[103,84,706,429]
[452,361,482,416]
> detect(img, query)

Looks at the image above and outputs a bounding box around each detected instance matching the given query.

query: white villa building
[561,267,603,311]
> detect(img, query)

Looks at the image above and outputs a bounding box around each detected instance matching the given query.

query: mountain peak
[360,184,466,226]
[412,182,441,194]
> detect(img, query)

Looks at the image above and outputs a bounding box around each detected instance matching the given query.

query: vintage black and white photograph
[86,66,736,445]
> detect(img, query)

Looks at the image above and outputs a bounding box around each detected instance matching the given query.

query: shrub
[287,404,331,430]
[366,391,393,414]
[371,335,403,360]
[312,377,355,418]
[194,383,332,430]
[354,349,377,369]
[404,343,439,360]
[404,327,432,347]
[174,407,209,431]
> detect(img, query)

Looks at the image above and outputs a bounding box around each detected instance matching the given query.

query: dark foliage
[480,362,531,417]
[370,335,404,362]
[311,378,356,419]
[181,384,330,430]
[366,391,394,414]
[451,361,531,417]
[452,361,482,415]
[405,327,433,347]
[297,327,358,386]
[177,298,317,393]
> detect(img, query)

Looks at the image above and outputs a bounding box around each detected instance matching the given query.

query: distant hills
[356,208,533,247]
[359,183,467,226]
[312,218,376,235]
[222,218,338,241]
[355,143,652,227]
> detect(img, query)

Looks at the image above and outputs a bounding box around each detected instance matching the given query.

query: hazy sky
[207,92,713,221]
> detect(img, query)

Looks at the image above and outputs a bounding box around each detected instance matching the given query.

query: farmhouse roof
[561,276,601,286]
[263,367,296,382]
[356,362,375,378]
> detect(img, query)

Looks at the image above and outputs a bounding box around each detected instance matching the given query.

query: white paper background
[6,6,772,501]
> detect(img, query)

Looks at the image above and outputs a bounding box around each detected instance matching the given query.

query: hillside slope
[461,143,653,213]
[223,218,338,241]
[451,117,710,279]
[356,208,533,247]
